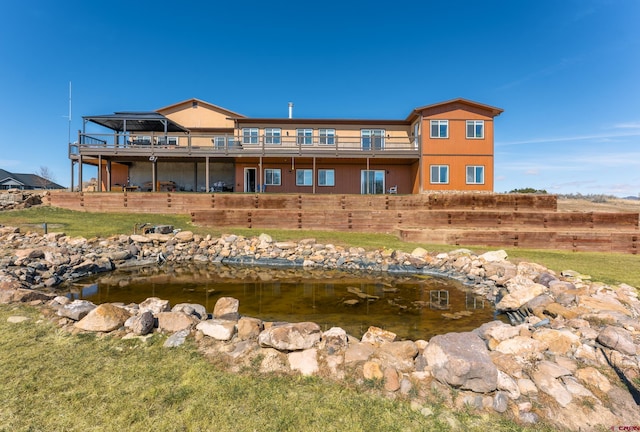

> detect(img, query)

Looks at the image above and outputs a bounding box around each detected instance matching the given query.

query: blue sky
[1,0,639,196]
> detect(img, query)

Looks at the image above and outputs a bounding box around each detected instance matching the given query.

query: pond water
[64,264,498,340]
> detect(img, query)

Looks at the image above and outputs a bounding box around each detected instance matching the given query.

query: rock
[321,327,349,355]
[492,391,509,413]
[574,367,611,393]
[259,348,289,374]
[236,317,263,340]
[196,319,236,341]
[517,378,538,396]
[258,322,321,351]
[479,250,508,262]
[425,332,498,393]
[172,303,208,320]
[494,336,548,357]
[496,370,520,399]
[288,348,319,376]
[496,278,546,311]
[74,303,131,332]
[597,325,637,355]
[130,234,152,243]
[361,326,396,346]
[139,297,171,315]
[164,329,190,348]
[383,367,401,392]
[483,261,517,285]
[531,369,572,407]
[57,299,96,321]
[531,328,580,355]
[213,297,240,319]
[7,316,29,323]
[344,341,375,364]
[174,231,194,242]
[363,361,383,380]
[156,311,198,333]
[0,288,54,304]
[126,311,155,335]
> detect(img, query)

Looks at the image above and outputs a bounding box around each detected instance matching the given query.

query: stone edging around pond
[0,226,639,430]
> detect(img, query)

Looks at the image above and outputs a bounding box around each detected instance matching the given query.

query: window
[158,136,178,145]
[466,165,484,184]
[319,129,335,145]
[413,122,420,149]
[430,120,448,138]
[242,128,258,145]
[318,169,335,186]
[466,120,484,139]
[361,129,385,150]
[264,169,281,185]
[213,136,226,149]
[297,129,313,145]
[265,128,281,145]
[296,169,313,186]
[430,165,449,184]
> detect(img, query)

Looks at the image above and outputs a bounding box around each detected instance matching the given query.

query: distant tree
[508,187,548,194]
[35,166,56,190]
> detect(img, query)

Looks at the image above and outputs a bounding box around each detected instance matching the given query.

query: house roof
[406,98,504,122]
[156,98,247,119]
[235,118,410,126]
[83,112,189,133]
[0,168,65,189]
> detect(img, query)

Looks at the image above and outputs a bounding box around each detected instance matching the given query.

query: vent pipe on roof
[288,102,293,119]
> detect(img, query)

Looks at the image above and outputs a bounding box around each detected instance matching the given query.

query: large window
[242,128,258,145]
[297,129,313,145]
[430,165,449,184]
[466,120,484,139]
[264,169,281,185]
[296,169,313,186]
[361,129,385,150]
[319,129,335,145]
[318,169,335,186]
[265,128,281,145]
[466,165,484,184]
[430,120,448,138]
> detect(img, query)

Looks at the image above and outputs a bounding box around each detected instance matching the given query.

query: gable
[157,99,245,131]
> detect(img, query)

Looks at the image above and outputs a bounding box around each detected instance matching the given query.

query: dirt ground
[557,197,640,213]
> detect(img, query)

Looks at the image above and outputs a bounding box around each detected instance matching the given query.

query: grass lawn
[0,304,556,432]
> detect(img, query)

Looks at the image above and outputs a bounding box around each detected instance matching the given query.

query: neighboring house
[70,98,503,194]
[0,169,65,190]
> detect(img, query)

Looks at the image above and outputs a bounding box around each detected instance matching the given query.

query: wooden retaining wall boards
[45,191,639,254]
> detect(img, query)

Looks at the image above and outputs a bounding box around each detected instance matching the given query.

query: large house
[0,168,65,190]
[69,98,503,194]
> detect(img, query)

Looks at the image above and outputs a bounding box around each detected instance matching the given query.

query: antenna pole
[68,81,72,144]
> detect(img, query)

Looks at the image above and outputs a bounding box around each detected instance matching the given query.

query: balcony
[70,132,421,160]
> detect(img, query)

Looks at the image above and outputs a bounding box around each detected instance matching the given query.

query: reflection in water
[64,264,497,340]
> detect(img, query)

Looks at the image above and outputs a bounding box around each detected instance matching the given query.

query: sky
[1,0,639,196]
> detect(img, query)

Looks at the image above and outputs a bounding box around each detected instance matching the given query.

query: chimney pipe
[288,102,293,119]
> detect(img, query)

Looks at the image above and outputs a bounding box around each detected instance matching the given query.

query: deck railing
[73,132,420,158]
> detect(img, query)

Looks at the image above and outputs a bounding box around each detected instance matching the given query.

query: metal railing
[73,132,420,157]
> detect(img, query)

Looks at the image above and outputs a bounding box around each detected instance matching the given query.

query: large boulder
[196,319,236,341]
[57,299,96,321]
[597,326,637,356]
[74,303,131,332]
[258,322,322,351]
[425,332,498,393]
[156,311,198,333]
[213,297,240,320]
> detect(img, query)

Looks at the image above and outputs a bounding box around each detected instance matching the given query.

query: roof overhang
[83,112,189,133]
[406,98,504,122]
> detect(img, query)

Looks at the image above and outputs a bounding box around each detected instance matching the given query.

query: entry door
[244,168,257,192]
[361,170,385,194]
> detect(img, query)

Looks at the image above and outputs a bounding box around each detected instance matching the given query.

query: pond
[63,264,498,340]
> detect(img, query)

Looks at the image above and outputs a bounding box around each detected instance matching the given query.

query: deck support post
[106,160,112,192]
[97,155,102,192]
[152,160,157,192]
[78,155,83,192]
[205,156,210,192]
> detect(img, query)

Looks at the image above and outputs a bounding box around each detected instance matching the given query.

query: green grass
[0,304,556,432]
[1,206,639,287]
